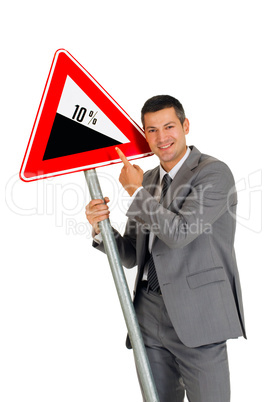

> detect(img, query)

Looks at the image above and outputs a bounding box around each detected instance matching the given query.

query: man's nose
[157,129,166,142]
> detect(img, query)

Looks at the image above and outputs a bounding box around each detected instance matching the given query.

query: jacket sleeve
[126,161,237,249]
[92,218,137,268]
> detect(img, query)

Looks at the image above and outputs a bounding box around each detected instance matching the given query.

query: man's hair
[141,95,186,127]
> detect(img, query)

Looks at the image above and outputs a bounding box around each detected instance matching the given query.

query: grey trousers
[134,287,231,402]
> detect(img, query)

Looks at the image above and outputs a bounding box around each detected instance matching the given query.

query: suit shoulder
[198,153,234,179]
[143,166,159,180]
[188,146,234,177]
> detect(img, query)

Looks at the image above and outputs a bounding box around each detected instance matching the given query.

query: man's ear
[183,118,190,135]
[143,127,148,142]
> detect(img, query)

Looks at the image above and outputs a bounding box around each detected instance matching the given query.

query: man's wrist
[93,231,103,244]
[128,186,143,208]
[125,184,142,197]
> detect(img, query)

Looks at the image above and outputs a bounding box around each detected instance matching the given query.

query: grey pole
[84,169,159,402]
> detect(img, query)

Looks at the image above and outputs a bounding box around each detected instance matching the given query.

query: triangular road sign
[20,49,152,182]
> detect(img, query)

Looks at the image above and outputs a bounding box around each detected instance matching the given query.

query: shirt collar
[159,146,191,183]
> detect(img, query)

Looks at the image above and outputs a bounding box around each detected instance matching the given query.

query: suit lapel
[161,146,201,209]
[143,165,160,196]
[136,147,201,271]
[134,147,201,291]
[135,165,160,275]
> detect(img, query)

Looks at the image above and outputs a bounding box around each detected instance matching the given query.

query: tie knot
[160,174,172,203]
[162,174,172,187]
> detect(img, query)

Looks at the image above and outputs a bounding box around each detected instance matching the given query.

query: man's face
[143,107,189,172]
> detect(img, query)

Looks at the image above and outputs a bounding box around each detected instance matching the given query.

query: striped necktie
[147,174,172,291]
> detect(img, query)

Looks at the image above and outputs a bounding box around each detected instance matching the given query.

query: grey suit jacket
[94,146,246,348]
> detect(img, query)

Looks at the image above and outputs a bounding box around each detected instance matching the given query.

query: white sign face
[57,76,130,144]
[20,49,152,182]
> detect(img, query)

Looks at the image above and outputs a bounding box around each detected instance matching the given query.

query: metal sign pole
[84,169,159,402]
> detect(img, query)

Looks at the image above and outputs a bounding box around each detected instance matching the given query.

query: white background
[1,1,266,401]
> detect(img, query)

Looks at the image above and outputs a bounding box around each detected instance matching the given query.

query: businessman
[86,95,246,402]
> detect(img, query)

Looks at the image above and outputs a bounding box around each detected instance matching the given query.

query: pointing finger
[115,147,131,167]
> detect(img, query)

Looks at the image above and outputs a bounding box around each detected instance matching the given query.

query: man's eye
[167,125,174,130]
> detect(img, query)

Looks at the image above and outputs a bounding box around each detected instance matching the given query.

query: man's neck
[160,146,191,180]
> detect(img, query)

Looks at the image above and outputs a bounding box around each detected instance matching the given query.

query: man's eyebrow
[146,121,176,129]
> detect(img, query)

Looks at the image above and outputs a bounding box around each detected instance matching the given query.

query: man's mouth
[158,142,174,150]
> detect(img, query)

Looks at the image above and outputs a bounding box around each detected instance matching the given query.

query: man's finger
[133,164,143,172]
[115,147,131,167]
[88,199,105,207]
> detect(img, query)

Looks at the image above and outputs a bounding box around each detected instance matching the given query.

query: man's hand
[85,197,110,234]
[116,147,143,196]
